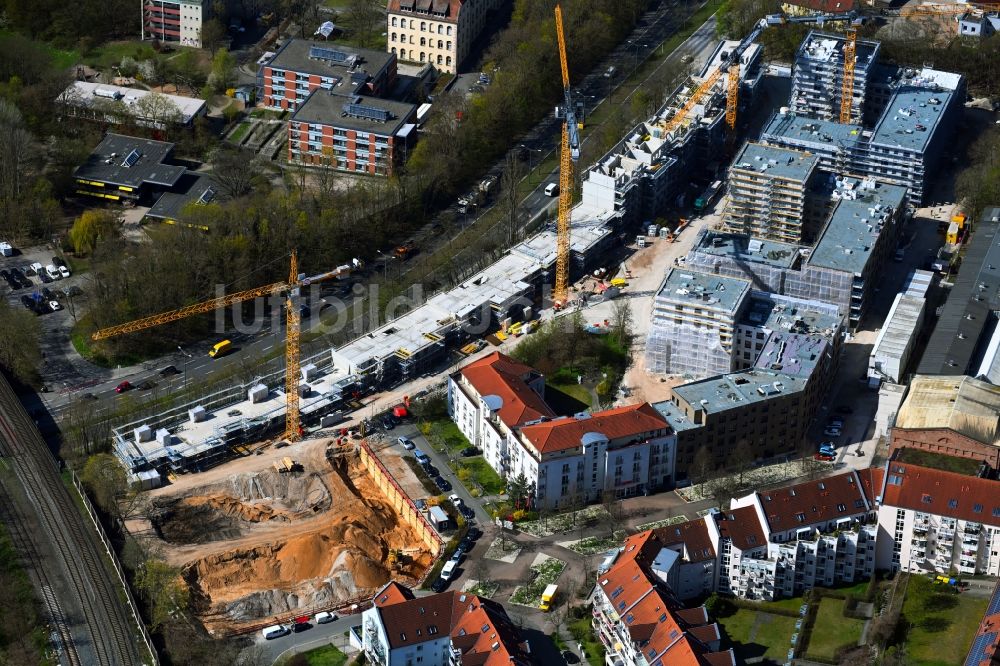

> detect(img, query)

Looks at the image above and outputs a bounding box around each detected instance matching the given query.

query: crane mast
[554,4,579,306]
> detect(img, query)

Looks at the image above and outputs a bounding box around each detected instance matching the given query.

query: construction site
[124,436,436,634]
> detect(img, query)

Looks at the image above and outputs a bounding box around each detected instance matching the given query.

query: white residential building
[514,404,675,510]
[361,582,531,666]
[386,0,507,73]
[877,460,1000,576]
[447,352,553,477]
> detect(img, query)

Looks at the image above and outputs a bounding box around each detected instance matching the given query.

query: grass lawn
[902,575,989,666]
[546,383,592,411]
[457,456,505,495]
[569,616,605,666]
[228,121,252,144]
[289,644,348,666]
[422,419,470,456]
[805,597,864,661]
[716,608,798,665]
[895,447,981,475]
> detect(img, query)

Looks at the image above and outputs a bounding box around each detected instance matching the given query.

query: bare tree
[212,146,263,198]
[347,0,382,47]
[500,153,523,245]
[134,92,184,128]
[610,298,633,348]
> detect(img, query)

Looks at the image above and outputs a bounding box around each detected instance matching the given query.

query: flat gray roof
[693,231,802,269]
[797,31,880,71]
[673,368,808,414]
[658,269,751,316]
[742,292,843,337]
[870,69,961,153]
[61,81,206,124]
[651,400,700,432]
[291,90,416,135]
[266,39,393,86]
[732,142,818,183]
[753,332,831,379]
[74,133,185,189]
[760,111,862,149]
[808,178,907,275]
[146,172,218,224]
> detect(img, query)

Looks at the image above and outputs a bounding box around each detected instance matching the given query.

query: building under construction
[790,31,881,125]
[762,65,965,205]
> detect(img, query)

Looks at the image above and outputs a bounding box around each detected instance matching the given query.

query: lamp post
[177,345,192,390]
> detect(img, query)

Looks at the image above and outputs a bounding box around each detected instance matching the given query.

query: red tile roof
[373,581,414,607]
[518,403,670,455]
[655,519,717,563]
[460,352,556,428]
[598,534,732,666]
[371,588,531,665]
[880,461,1000,527]
[757,470,873,533]
[715,506,767,551]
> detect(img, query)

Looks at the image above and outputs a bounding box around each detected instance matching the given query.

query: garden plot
[509,554,566,607]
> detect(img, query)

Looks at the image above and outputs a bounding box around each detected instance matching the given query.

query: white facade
[876,506,998,576]
[362,609,452,666]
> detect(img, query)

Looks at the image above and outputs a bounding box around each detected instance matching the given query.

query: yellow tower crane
[840,28,857,124]
[91,251,355,442]
[553,3,580,307]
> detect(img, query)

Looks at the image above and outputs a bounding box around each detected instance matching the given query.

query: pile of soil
[166,452,432,630]
[148,470,331,544]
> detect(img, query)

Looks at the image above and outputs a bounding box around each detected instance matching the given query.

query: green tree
[506,472,530,509]
[200,18,227,54]
[80,453,128,516]
[208,48,237,92]
[68,209,119,256]
[0,299,41,384]
[347,0,382,48]
[134,557,189,630]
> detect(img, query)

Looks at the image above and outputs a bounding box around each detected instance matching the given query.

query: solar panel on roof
[343,103,390,122]
[965,631,998,666]
[309,45,352,64]
[197,186,216,205]
[121,149,141,168]
[987,588,1000,615]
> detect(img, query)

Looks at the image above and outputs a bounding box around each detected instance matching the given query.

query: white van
[544,183,559,197]
[314,611,336,624]
[261,624,289,640]
[441,560,458,581]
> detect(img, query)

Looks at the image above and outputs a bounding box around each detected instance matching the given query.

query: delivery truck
[540,584,558,611]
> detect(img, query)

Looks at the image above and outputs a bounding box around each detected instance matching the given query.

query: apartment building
[361,582,532,666]
[143,0,209,47]
[387,0,507,74]
[762,67,965,205]
[645,269,752,378]
[790,31,880,124]
[733,291,844,371]
[889,375,1000,467]
[258,40,397,111]
[877,452,1000,576]
[723,143,824,244]
[591,530,735,666]
[447,352,554,477]
[868,270,933,384]
[687,177,907,330]
[514,404,675,510]
[287,90,416,176]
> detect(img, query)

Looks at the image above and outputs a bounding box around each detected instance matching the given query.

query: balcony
[913,520,929,534]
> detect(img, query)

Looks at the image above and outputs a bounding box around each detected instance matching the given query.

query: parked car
[45,265,61,280]
[422,463,439,477]
[829,418,844,428]
[41,288,54,300]
[398,436,416,450]
[159,365,181,376]
[434,476,452,491]
[52,257,66,268]
[414,449,430,464]
[819,441,835,452]
[314,611,336,624]
[138,381,155,390]
[448,494,463,506]
[459,505,475,520]
[461,446,480,457]
[27,262,42,276]
[814,453,835,462]
[563,651,581,664]
[431,577,448,593]
[380,415,397,430]
[58,265,71,279]
[467,526,482,541]
[38,271,52,284]
[115,381,133,393]
[48,300,61,312]
[823,427,842,437]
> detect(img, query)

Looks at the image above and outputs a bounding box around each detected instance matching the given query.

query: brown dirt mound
[148,470,332,545]
[175,451,433,630]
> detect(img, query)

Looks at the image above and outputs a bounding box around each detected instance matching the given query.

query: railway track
[0,377,141,666]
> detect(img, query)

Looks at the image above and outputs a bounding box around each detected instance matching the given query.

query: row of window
[390,17,453,35]
[391,48,452,67]
[390,34,452,50]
